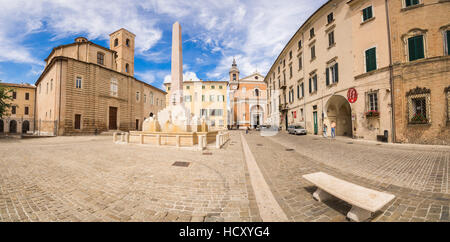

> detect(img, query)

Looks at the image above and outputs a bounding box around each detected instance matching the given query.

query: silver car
[292,125,307,135]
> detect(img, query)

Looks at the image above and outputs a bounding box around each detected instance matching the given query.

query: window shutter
[297,85,299,99]
[334,63,339,83]
[309,78,312,93]
[447,31,450,55]
[326,68,330,86]
[416,36,424,59]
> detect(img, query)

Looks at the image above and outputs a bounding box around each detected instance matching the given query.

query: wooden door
[109,107,117,130]
[313,111,318,135]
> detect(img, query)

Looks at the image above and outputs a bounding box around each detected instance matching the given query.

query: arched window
[150,91,154,104]
[255,89,260,97]
[125,64,129,73]
[114,38,118,47]
[126,39,130,47]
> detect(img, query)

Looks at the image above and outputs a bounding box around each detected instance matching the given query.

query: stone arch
[22,120,30,133]
[325,95,352,137]
[250,104,264,128]
[9,120,17,134]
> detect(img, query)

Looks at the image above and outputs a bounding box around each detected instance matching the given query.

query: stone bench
[302,172,395,222]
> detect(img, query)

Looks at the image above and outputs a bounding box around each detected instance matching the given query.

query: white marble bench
[302,172,395,222]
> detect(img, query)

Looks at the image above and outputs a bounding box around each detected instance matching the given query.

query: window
[289,65,293,78]
[202,95,205,102]
[76,77,82,89]
[50,79,53,91]
[365,47,377,72]
[12,91,16,99]
[110,79,118,97]
[11,106,16,114]
[144,94,147,103]
[300,82,304,98]
[125,64,129,73]
[211,85,215,89]
[210,95,215,102]
[289,51,292,60]
[310,28,315,38]
[446,86,450,121]
[297,85,300,99]
[97,52,104,65]
[150,92,154,104]
[326,63,339,86]
[309,74,317,93]
[298,40,302,49]
[368,92,378,111]
[39,84,41,94]
[298,56,303,70]
[408,35,425,61]
[406,87,431,124]
[114,38,118,47]
[136,92,140,102]
[405,0,419,7]
[362,6,373,22]
[233,74,236,81]
[328,31,335,47]
[218,95,225,102]
[327,13,334,24]
[311,45,316,60]
[25,107,29,115]
[219,85,223,89]
[25,93,29,100]
[74,114,81,130]
[185,95,192,102]
[47,82,49,93]
[255,89,260,97]
[126,39,130,47]
[202,85,206,89]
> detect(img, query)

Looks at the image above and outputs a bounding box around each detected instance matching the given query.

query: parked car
[255,125,261,131]
[287,125,296,134]
[293,125,307,135]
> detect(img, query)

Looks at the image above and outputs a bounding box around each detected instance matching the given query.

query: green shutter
[309,78,312,93]
[409,35,424,61]
[365,48,377,72]
[447,31,450,55]
[326,68,330,86]
[334,63,339,82]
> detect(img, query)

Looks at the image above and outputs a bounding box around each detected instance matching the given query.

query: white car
[292,125,307,135]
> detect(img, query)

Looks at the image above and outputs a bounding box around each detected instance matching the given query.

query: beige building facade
[164,80,228,130]
[35,29,166,136]
[388,0,450,145]
[266,0,393,141]
[229,59,267,129]
[0,83,36,134]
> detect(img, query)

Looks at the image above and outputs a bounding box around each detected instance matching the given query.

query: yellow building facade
[164,80,228,130]
[0,83,36,134]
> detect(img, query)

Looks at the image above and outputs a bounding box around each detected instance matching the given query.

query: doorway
[313,111,318,135]
[109,107,118,130]
[326,95,353,137]
[22,120,30,133]
[0,120,3,133]
[136,119,139,131]
[9,120,17,133]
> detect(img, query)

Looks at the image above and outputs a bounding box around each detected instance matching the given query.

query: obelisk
[171,22,183,105]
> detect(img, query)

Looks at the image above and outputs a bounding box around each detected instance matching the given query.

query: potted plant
[365,110,380,118]
[410,113,428,124]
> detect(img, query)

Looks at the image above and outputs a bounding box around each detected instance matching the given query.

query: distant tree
[0,81,13,118]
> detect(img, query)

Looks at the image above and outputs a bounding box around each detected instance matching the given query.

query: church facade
[35,28,166,136]
[229,60,267,129]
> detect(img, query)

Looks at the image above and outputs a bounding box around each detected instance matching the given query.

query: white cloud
[164,71,200,83]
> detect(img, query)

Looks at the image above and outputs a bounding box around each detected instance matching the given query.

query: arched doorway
[0,120,4,133]
[9,120,17,133]
[326,95,352,137]
[22,120,30,133]
[250,105,264,129]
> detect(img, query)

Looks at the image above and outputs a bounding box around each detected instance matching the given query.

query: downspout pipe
[385,0,396,143]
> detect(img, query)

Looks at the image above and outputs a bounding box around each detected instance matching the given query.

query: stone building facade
[35,29,166,136]
[388,0,450,145]
[0,83,36,134]
[229,59,267,129]
[164,79,228,130]
[265,0,449,144]
[265,0,393,141]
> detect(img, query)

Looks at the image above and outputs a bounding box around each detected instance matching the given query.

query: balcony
[279,103,288,111]
[280,81,287,90]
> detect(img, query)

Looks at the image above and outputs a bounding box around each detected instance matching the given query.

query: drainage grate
[347,142,353,144]
[202,152,212,155]
[172,161,190,167]
[257,144,263,147]
[286,148,294,151]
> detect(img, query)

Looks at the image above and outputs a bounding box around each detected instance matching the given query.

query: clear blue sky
[0,0,327,91]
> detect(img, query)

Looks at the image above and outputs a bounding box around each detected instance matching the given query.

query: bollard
[125,133,130,143]
[157,134,161,146]
[121,133,125,142]
[216,134,220,149]
[113,132,117,142]
[176,135,180,148]
[140,134,144,144]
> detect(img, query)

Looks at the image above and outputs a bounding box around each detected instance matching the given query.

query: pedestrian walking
[323,124,327,138]
[331,121,336,138]
[246,126,249,134]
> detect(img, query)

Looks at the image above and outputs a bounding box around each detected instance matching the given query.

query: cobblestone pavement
[0,133,261,222]
[244,132,450,222]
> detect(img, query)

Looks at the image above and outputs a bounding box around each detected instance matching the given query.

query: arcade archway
[250,105,264,128]
[326,95,352,137]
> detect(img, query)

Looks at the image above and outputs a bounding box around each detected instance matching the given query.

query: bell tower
[229,58,240,90]
[110,28,135,76]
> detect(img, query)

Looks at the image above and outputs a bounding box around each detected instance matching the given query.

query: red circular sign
[347,88,358,103]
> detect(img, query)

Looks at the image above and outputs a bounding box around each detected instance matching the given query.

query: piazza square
[0,0,449,229]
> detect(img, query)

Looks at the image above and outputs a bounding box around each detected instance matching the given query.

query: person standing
[323,123,327,138]
[331,121,336,138]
